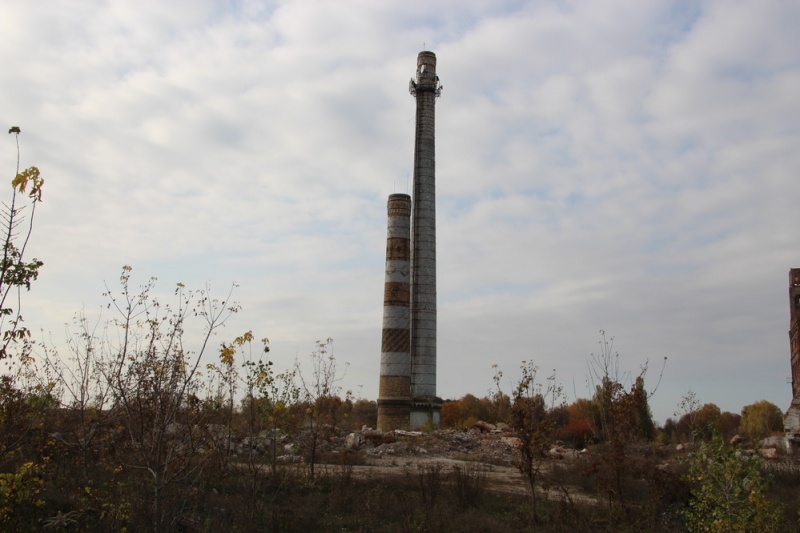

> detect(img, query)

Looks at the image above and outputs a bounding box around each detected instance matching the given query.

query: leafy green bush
[683,433,783,532]
[0,460,45,525]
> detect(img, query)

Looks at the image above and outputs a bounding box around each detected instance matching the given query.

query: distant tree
[549,404,569,431]
[348,398,377,429]
[590,373,656,442]
[675,389,701,442]
[566,398,598,426]
[440,400,459,427]
[586,332,662,444]
[631,375,656,440]
[557,419,597,449]
[296,338,348,481]
[717,411,741,441]
[584,331,664,512]
[677,403,723,441]
[658,417,678,444]
[740,400,783,441]
[440,392,507,428]
[460,393,491,423]
[510,361,564,523]
[693,403,722,441]
[489,364,511,423]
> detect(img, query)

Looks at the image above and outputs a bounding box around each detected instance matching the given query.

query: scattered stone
[472,421,496,433]
[362,429,389,446]
[548,446,566,459]
[345,433,363,450]
[394,430,424,437]
[759,436,785,450]
[760,448,778,460]
[562,449,580,460]
[372,442,408,456]
[452,432,475,443]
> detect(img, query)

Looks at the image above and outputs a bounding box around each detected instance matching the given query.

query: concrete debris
[198,424,701,469]
[394,430,425,437]
[472,421,496,432]
[758,436,786,450]
[345,433,364,450]
[370,442,409,456]
[760,448,779,459]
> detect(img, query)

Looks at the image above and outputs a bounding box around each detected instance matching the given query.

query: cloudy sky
[1,0,798,423]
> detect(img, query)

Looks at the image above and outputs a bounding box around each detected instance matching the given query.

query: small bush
[558,420,597,449]
[452,464,487,509]
[683,433,784,532]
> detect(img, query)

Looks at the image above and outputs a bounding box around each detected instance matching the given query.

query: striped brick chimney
[376,193,412,430]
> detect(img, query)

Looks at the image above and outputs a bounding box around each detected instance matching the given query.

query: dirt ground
[307,427,563,496]
[342,456,528,495]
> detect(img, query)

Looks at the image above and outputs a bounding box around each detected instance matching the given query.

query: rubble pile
[219,420,599,467]
[357,426,522,465]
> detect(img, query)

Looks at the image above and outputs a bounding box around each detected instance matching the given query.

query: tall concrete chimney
[409,51,442,428]
[377,194,412,430]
